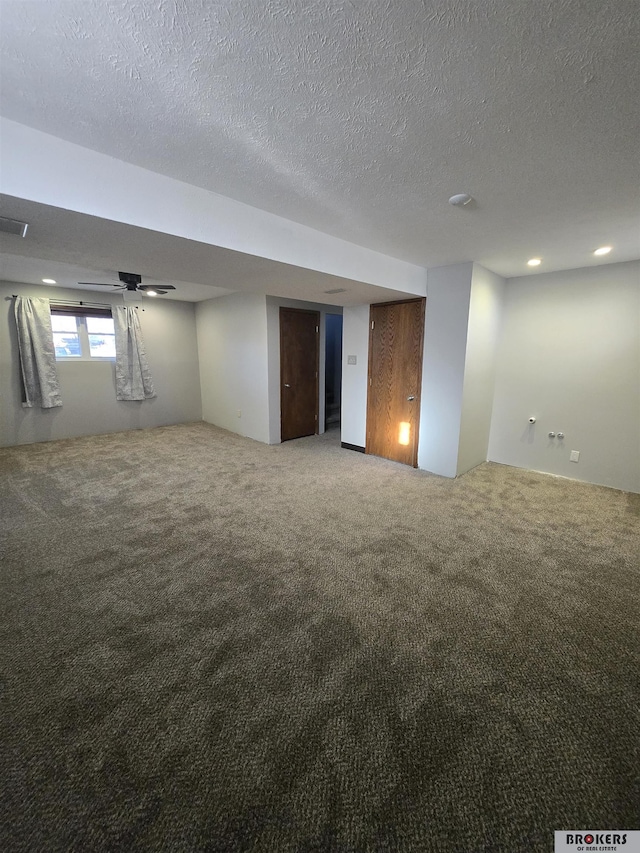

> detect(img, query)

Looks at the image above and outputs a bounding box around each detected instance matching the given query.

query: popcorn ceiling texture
[1,0,639,275]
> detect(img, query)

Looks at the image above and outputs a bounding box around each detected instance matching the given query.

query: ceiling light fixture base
[448,193,473,207]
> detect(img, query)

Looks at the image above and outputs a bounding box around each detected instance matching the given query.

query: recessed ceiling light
[42,278,57,284]
[527,258,542,267]
[594,246,612,256]
[146,290,158,296]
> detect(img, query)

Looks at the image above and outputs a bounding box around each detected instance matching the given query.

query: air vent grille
[0,216,29,237]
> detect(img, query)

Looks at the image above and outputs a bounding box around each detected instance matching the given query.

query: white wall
[196,292,270,444]
[0,281,202,446]
[341,304,370,447]
[457,265,506,475]
[418,264,473,476]
[488,261,640,493]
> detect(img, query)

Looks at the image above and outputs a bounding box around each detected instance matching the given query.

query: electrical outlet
[347,355,357,365]
[570,450,580,462]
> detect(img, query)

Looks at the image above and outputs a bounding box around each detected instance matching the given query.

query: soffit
[0,197,416,305]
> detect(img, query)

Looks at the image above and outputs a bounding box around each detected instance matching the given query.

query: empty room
[1,2,638,852]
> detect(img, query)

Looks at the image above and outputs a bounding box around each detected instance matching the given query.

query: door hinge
[369,377,372,386]
[371,320,375,330]
[315,325,319,333]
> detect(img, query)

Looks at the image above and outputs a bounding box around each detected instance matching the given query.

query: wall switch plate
[347,355,357,365]
[570,450,580,462]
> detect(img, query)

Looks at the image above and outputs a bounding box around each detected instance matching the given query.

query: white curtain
[112,306,156,401]
[14,296,62,409]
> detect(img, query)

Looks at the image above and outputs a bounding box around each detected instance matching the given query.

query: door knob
[284,383,291,388]
[407,395,415,401]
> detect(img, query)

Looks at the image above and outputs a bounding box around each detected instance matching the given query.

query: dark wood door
[366,298,426,467]
[280,308,319,441]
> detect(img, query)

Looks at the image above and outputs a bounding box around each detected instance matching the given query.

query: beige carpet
[1,422,638,852]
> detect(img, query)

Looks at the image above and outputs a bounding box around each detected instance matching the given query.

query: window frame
[51,305,116,362]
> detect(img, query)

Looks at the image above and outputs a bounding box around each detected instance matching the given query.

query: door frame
[365,297,426,468]
[279,307,320,440]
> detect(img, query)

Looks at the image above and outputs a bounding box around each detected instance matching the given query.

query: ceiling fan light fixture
[146,290,158,296]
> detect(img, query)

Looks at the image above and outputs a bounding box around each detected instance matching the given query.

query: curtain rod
[52,298,114,309]
[11,296,139,309]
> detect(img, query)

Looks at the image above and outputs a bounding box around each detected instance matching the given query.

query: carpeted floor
[1,422,638,852]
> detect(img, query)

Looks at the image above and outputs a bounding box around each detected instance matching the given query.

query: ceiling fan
[77,271,176,295]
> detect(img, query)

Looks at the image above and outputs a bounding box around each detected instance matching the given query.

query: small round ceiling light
[449,193,473,207]
[527,258,542,267]
[42,278,57,284]
[594,246,612,256]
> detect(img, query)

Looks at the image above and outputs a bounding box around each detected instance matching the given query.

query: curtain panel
[14,296,62,409]
[112,306,156,401]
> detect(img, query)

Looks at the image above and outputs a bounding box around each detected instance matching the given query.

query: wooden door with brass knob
[366,298,425,467]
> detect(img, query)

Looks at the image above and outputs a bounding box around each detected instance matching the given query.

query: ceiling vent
[324,287,347,294]
[0,216,29,237]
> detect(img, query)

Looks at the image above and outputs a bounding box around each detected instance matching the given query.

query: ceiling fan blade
[78,282,123,287]
[139,284,176,291]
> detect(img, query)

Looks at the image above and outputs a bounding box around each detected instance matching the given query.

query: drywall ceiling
[0,197,417,306]
[1,0,639,283]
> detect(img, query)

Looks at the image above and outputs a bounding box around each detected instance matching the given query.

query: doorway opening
[325,314,343,431]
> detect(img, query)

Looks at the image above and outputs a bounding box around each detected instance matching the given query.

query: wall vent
[0,216,29,237]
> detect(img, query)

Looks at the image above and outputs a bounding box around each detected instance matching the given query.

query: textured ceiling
[1,0,639,284]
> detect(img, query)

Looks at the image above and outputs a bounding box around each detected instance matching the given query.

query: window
[86,316,116,358]
[51,313,82,357]
[51,308,115,360]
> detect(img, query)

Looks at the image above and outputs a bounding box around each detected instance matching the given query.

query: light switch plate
[570,450,580,462]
